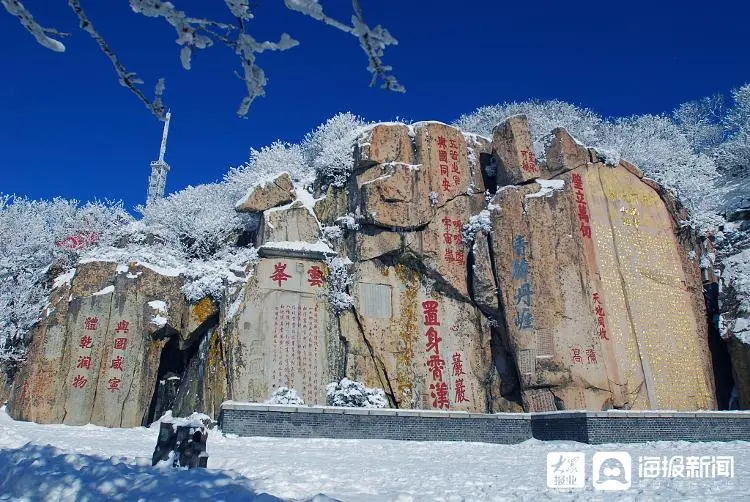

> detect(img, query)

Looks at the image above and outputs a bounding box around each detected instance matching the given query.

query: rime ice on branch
[2,0,403,119]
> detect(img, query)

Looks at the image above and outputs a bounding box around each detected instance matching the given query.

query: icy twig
[284,0,405,93]
[68,0,166,120]
[1,0,68,52]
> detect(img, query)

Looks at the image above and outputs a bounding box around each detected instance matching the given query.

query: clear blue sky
[1,0,747,210]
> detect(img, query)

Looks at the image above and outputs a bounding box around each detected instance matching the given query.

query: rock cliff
[7,116,726,426]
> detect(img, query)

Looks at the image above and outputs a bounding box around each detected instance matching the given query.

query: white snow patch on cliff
[525,179,566,199]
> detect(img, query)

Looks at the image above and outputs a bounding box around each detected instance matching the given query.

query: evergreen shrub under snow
[326,378,388,408]
[265,387,305,405]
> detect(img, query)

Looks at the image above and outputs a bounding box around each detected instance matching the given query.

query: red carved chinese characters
[114,337,127,350]
[422,300,440,326]
[72,374,87,388]
[107,377,121,392]
[430,381,449,410]
[451,352,465,376]
[425,327,442,354]
[79,336,93,349]
[592,292,609,340]
[454,378,469,403]
[110,355,123,371]
[76,355,91,370]
[84,316,98,331]
[571,345,598,365]
[427,354,446,380]
[270,262,291,287]
[441,217,465,266]
[115,320,129,334]
[520,150,539,173]
[422,300,449,410]
[436,135,461,192]
[571,173,591,238]
[307,266,324,287]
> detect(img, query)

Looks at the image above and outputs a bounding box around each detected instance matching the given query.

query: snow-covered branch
[68,0,166,120]
[1,0,67,52]
[3,0,403,119]
[285,0,405,93]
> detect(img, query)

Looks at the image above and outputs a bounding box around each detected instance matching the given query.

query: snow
[266,387,305,405]
[150,315,168,328]
[148,300,168,312]
[0,407,748,501]
[260,240,335,254]
[79,247,184,278]
[525,179,566,199]
[234,172,293,210]
[116,264,129,274]
[326,378,387,408]
[91,285,115,296]
[52,268,76,290]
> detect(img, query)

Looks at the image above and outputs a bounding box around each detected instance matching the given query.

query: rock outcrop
[7,115,729,427]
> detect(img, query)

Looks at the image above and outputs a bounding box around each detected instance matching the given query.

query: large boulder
[340,260,502,412]
[256,200,321,246]
[493,115,546,186]
[8,262,190,426]
[224,257,344,405]
[356,122,474,230]
[486,153,716,411]
[235,173,295,213]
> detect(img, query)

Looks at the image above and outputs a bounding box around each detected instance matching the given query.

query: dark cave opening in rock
[144,333,202,426]
[705,282,736,409]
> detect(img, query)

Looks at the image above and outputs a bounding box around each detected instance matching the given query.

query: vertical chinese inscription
[437,135,461,192]
[265,260,325,403]
[592,292,609,341]
[520,149,538,174]
[71,315,99,390]
[422,300,449,410]
[571,173,591,238]
[108,319,130,393]
[512,235,534,330]
[441,216,466,266]
[451,352,469,403]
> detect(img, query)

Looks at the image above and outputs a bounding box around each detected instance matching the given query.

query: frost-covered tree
[226,141,312,187]
[301,112,368,188]
[673,94,726,156]
[138,181,257,259]
[455,100,723,231]
[717,84,750,178]
[600,115,722,229]
[0,196,131,362]
[454,100,603,151]
[1,0,404,120]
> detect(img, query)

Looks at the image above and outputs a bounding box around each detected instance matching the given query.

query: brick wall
[219,402,750,444]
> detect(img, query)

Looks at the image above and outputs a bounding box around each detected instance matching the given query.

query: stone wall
[219,402,750,444]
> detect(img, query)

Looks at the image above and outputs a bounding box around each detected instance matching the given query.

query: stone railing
[219,402,750,444]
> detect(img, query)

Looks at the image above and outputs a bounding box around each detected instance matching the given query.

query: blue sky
[1,0,747,210]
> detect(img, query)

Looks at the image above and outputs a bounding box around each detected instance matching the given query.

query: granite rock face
[485,135,715,411]
[235,173,295,213]
[9,116,728,428]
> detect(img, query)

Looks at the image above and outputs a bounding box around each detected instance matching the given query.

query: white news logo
[546,452,585,489]
[547,452,736,491]
[638,455,735,479]
[592,452,632,491]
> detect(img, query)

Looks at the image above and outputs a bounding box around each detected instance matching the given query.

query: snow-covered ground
[0,407,747,501]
